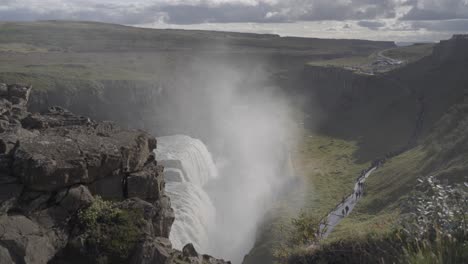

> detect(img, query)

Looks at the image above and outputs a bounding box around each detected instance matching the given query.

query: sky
[0,0,467,42]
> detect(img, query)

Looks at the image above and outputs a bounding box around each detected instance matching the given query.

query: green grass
[291,99,468,261]
[245,133,369,263]
[0,42,48,53]
[326,148,427,243]
[0,21,393,54]
[284,147,428,263]
[296,134,369,217]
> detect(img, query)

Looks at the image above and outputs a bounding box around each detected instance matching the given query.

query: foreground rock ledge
[0,83,230,264]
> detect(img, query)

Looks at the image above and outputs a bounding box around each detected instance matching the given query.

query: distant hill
[0,20,394,54]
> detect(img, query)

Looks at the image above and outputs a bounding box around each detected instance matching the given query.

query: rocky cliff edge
[0,83,229,264]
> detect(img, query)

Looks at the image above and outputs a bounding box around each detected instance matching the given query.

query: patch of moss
[77,197,144,263]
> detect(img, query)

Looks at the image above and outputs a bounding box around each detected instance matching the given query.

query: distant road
[377,49,404,65]
[319,167,377,238]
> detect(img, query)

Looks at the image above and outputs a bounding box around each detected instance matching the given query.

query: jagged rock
[153,194,175,238]
[55,185,94,214]
[12,135,89,191]
[118,198,159,237]
[27,186,94,254]
[11,126,156,192]
[127,161,165,201]
[18,191,53,214]
[0,246,15,264]
[131,237,173,264]
[0,127,38,155]
[0,215,57,264]
[89,171,125,200]
[183,243,198,257]
[169,244,231,264]
[22,106,94,129]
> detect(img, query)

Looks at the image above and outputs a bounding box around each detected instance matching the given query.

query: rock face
[0,83,229,264]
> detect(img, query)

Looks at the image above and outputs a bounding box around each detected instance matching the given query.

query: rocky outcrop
[0,83,229,264]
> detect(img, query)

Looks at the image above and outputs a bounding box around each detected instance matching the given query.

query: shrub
[77,197,144,263]
[399,176,468,264]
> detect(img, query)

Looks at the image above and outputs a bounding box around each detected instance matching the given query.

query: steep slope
[300,35,468,162]
[284,36,468,263]
[297,93,468,263]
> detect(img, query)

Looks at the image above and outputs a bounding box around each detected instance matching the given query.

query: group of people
[341,206,350,216]
[315,153,407,239]
[355,181,364,200]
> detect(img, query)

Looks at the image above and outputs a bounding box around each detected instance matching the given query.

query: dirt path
[317,166,378,238]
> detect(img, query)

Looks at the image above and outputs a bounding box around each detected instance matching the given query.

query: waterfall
[154,135,218,252]
[155,135,218,186]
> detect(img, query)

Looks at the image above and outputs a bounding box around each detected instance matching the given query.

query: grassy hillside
[244,132,369,263]
[289,96,468,263]
[0,21,394,54]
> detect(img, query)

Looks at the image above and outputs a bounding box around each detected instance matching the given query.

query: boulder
[12,136,89,191]
[118,198,157,237]
[0,215,57,264]
[153,195,175,238]
[0,246,14,264]
[131,237,173,264]
[55,185,94,214]
[127,161,164,201]
[182,243,198,257]
[89,170,124,200]
[11,126,156,192]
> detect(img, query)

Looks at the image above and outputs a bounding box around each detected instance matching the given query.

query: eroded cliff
[0,83,229,264]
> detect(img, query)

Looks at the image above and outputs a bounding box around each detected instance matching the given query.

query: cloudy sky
[0,0,467,42]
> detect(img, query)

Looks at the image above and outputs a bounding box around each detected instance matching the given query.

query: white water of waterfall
[156,135,218,186]
[154,135,218,253]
